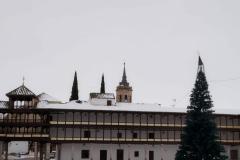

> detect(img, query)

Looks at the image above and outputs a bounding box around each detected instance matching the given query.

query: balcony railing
[49,137,240,144]
[0,119,48,124]
[49,121,240,129]
[0,133,49,138]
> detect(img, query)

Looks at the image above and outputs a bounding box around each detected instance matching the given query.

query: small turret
[6,84,38,109]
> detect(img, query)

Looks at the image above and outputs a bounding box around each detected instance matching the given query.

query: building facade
[0,62,239,160]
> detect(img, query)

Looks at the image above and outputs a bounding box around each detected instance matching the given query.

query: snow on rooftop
[90,93,115,99]
[38,93,61,103]
[37,101,239,115]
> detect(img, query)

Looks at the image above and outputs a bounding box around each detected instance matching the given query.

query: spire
[123,62,127,82]
[69,71,79,101]
[120,62,129,86]
[100,74,105,94]
[198,56,205,73]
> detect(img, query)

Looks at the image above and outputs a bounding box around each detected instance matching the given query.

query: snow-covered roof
[38,93,61,103]
[37,101,239,115]
[90,93,115,99]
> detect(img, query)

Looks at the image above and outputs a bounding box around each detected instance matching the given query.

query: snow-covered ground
[8,141,28,154]
[1,153,35,160]
[2,153,55,160]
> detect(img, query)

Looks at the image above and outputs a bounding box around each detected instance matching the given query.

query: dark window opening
[100,150,107,160]
[48,116,53,121]
[119,95,122,102]
[133,132,138,139]
[81,150,89,159]
[84,130,91,138]
[117,149,124,160]
[231,150,238,160]
[134,151,139,157]
[149,151,154,160]
[148,132,155,139]
[107,100,112,106]
[124,95,128,101]
[117,132,122,138]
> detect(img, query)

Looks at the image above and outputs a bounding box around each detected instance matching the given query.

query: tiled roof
[6,85,36,97]
[0,101,9,108]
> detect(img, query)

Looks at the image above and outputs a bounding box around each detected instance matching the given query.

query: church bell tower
[116,63,132,103]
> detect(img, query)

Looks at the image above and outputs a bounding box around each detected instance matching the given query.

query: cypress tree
[175,57,227,160]
[69,71,79,101]
[100,74,105,94]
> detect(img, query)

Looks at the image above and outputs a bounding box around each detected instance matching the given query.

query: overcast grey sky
[0,0,240,110]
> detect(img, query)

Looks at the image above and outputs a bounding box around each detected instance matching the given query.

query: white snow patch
[38,93,61,103]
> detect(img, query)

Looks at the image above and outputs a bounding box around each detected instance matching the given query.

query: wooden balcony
[49,121,240,130]
[50,121,184,127]
[0,119,49,127]
[0,133,50,141]
[49,137,240,145]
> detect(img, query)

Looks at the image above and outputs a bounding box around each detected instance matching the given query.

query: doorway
[117,149,124,160]
[100,150,107,160]
[149,151,154,160]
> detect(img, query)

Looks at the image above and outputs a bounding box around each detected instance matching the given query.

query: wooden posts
[39,143,44,160]
[3,141,8,160]
[56,144,61,160]
[34,142,38,160]
[0,142,3,159]
[33,142,48,160]
[45,143,51,160]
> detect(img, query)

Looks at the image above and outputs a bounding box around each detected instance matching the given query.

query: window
[119,95,122,102]
[231,150,238,160]
[124,95,128,101]
[84,130,91,138]
[134,151,139,157]
[132,132,138,139]
[117,132,122,138]
[48,116,53,121]
[148,132,155,139]
[81,150,89,159]
[107,100,112,106]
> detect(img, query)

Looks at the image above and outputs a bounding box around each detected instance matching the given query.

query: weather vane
[22,76,25,85]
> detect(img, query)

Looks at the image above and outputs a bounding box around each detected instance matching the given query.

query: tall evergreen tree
[175,57,227,160]
[69,71,79,101]
[100,74,105,94]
